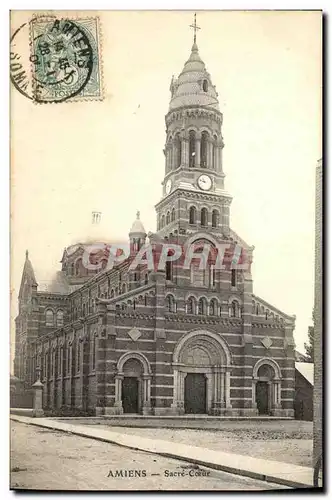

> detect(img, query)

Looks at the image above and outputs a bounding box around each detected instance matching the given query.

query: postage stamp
[29,17,103,103]
[10,15,103,103]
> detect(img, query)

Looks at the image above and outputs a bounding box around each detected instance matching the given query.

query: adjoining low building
[294,362,313,421]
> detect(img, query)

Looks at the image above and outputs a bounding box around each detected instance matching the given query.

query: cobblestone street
[10,421,287,491]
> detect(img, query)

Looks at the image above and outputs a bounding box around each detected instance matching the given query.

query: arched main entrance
[114,352,152,415]
[172,330,232,415]
[252,358,282,416]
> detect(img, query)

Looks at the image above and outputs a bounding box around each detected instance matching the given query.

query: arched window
[161,215,165,228]
[231,269,237,287]
[75,259,81,276]
[201,131,208,167]
[122,283,126,294]
[198,297,207,315]
[82,303,86,316]
[209,299,218,316]
[256,304,259,315]
[189,130,196,167]
[171,207,175,222]
[70,263,75,275]
[144,274,148,285]
[45,309,54,327]
[166,295,176,313]
[186,297,196,314]
[230,300,239,318]
[203,79,208,92]
[175,133,181,168]
[56,310,64,327]
[189,206,197,225]
[212,210,219,228]
[133,299,136,310]
[110,289,114,298]
[201,208,208,226]
[166,211,170,225]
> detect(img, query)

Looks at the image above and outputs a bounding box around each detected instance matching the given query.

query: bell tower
[155,15,232,239]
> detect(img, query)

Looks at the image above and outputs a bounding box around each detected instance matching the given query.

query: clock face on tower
[165,179,172,195]
[197,174,212,191]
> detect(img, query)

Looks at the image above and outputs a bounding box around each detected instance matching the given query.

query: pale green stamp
[30,17,103,103]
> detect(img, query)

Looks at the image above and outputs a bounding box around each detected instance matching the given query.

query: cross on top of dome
[189,12,201,44]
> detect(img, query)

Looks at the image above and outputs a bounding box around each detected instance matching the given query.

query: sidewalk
[10,415,313,489]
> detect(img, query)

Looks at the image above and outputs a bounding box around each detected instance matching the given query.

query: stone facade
[14,39,296,418]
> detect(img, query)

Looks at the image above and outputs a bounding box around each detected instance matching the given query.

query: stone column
[217,146,223,173]
[195,137,201,168]
[208,142,213,169]
[32,369,44,417]
[211,369,224,415]
[241,258,258,416]
[185,138,190,167]
[142,375,152,415]
[225,370,232,409]
[103,305,118,415]
[114,374,124,413]
[153,270,171,416]
[252,379,257,408]
[181,137,187,167]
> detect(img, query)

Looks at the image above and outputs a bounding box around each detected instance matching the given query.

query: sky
[11,10,322,354]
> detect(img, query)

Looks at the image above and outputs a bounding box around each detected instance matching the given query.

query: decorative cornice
[165,106,223,127]
[164,314,241,327]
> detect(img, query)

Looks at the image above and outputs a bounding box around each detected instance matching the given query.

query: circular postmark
[11,16,95,103]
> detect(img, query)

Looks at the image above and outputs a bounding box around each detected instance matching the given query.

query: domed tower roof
[129,211,146,236]
[169,41,219,112]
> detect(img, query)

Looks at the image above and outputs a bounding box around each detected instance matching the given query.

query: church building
[14,27,296,417]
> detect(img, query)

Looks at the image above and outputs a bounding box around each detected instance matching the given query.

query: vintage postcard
[10,10,322,491]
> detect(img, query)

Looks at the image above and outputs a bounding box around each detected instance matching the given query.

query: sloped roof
[295,362,314,386]
[37,270,77,295]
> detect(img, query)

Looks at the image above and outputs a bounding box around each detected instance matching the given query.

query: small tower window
[200,208,208,227]
[56,310,64,327]
[45,309,54,327]
[166,211,170,225]
[203,79,208,92]
[175,133,182,168]
[231,269,237,287]
[212,210,219,228]
[189,206,197,225]
[186,297,195,314]
[200,131,208,167]
[230,300,239,318]
[167,295,176,313]
[75,259,81,276]
[171,208,175,222]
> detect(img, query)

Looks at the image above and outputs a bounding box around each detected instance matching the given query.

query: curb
[10,415,313,489]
